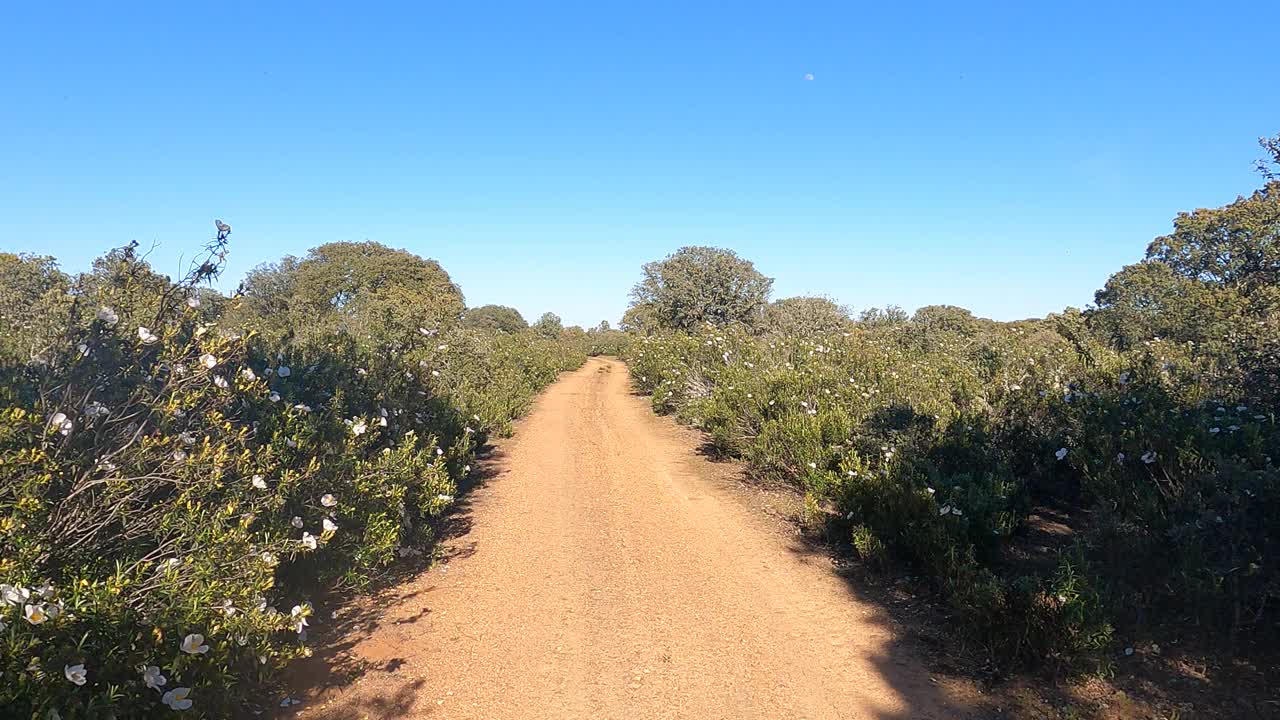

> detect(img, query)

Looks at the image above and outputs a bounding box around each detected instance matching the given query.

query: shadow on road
[267,445,508,719]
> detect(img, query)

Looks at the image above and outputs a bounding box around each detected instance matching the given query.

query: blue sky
[2,2,1275,327]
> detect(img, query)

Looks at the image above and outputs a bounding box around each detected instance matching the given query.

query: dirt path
[285,358,968,720]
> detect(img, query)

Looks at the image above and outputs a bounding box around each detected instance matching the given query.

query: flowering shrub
[624,317,1278,667]
[0,243,584,717]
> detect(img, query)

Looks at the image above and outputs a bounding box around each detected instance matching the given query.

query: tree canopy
[762,296,852,336]
[1089,179,1279,349]
[532,312,564,338]
[234,241,464,344]
[629,246,773,331]
[463,304,528,334]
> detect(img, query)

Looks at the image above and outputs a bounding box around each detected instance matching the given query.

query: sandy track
[286,357,964,720]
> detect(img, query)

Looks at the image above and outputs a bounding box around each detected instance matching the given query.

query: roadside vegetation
[0,239,586,718]
[623,136,1280,676]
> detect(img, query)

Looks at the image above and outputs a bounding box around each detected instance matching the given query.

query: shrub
[623,315,1278,668]
[0,240,584,717]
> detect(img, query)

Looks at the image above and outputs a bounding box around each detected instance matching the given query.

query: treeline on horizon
[0,133,1275,716]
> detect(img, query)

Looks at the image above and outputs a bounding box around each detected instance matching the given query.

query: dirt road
[288,357,965,720]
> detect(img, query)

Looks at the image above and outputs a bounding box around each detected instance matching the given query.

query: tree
[762,296,852,336]
[911,305,982,335]
[233,241,465,344]
[1088,261,1244,350]
[0,253,73,362]
[629,246,773,331]
[532,312,563,339]
[620,303,659,335]
[858,306,909,328]
[463,304,528,334]
[1089,175,1279,349]
[1144,182,1280,293]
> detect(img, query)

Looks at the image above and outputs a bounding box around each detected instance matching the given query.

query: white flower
[1141,451,1158,464]
[64,663,88,686]
[1209,427,1221,434]
[172,449,188,463]
[241,368,257,381]
[431,370,440,377]
[96,306,119,326]
[261,551,278,565]
[142,665,167,691]
[252,475,268,490]
[437,344,448,351]
[163,687,193,711]
[301,532,318,550]
[291,604,311,633]
[1055,448,1069,460]
[180,633,209,655]
[24,603,49,625]
[291,516,304,529]
[213,376,229,388]
[269,392,281,403]
[0,583,21,606]
[276,366,292,378]
[293,403,312,413]
[48,412,74,435]
[320,493,337,508]
[436,494,454,502]
[199,353,217,369]
[137,326,160,345]
[351,419,368,436]
[218,599,236,616]
[939,505,953,516]
[322,517,338,533]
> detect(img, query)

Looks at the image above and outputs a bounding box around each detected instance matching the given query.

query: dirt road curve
[288,357,964,720]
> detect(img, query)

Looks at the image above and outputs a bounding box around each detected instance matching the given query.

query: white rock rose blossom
[163,687,193,711]
[180,633,209,655]
[65,663,88,686]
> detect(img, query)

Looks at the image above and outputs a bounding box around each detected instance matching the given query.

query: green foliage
[462,304,528,334]
[856,305,909,328]
[531,312,564,339]
[629,246,773,331]
[624,175,1280,668]
[762,296,853,336]
[231,241,466,345]
[0,254,74,365]
[0,240,583,718]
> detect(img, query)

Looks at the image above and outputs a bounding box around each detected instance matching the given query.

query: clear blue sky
[2,2,1275,328]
